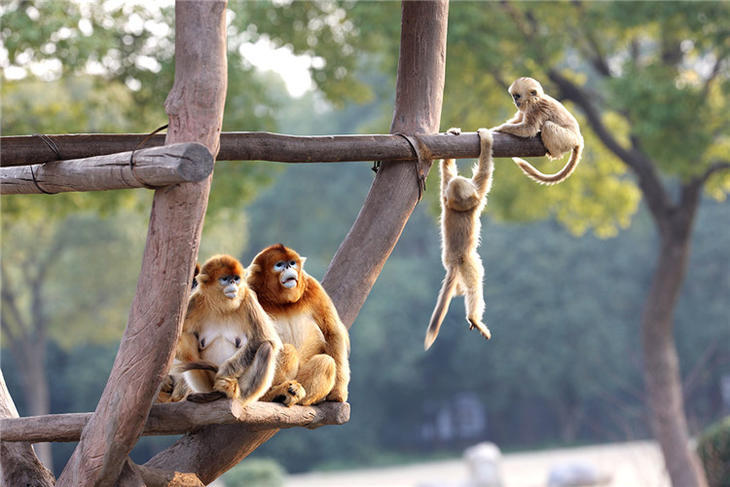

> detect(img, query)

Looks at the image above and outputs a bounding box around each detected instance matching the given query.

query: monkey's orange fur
[495,77,583,185]
[425,128,494,351]
[161,255,281,405]
[248,244,350,406]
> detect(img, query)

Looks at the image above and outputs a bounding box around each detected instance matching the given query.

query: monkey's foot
[467,318,492,340]
[214,376,240,399]
[270,380,306,407]
[447,127,461,136]
[187,391,227,403]
[326,386,348,403]
[157,374,190,403]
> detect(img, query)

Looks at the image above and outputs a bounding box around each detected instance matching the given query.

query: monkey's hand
[214,375,241,400]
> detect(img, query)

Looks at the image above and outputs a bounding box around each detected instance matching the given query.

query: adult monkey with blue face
[248,244,350,406]
[160,255,281,404]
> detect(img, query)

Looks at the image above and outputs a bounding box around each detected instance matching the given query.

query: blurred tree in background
[1,2,728,485]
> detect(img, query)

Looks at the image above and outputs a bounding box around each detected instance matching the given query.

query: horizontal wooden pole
[0,143,213,195]
[0,131,547,167]
[0,400,349,443]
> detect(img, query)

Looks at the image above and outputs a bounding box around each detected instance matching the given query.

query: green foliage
[220,459,285,487]
[697,416,730,487]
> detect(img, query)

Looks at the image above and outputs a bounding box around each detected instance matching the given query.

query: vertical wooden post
[56,2,228,485]
[143,1,449,483]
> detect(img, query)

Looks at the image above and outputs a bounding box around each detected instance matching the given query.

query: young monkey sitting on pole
[425,128,494,351]
[494,76,583,185]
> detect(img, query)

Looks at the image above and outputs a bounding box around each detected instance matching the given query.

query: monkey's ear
[299,257,307,267]
[198,273,211,284]
[248,264,261,275]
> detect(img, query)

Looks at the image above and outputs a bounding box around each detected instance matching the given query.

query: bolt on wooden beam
[0,131,546,168]
[0,142,213,195]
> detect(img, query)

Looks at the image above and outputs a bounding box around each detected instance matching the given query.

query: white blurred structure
[464,442,503,487]
[547,461,611,487]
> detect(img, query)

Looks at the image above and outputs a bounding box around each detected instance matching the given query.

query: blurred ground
[284,441,668,487]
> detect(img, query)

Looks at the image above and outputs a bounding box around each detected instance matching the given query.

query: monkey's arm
[494,110,542,138]
[309,279,350,402]
[440,158,457,197]
[472,128,494,199]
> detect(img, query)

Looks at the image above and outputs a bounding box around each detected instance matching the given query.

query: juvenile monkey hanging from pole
[425,128,494,351]
[494,76,583,185]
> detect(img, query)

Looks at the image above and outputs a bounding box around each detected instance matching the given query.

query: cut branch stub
[0,131,546,167]
[0,401,350,443]
[0,142,213,195]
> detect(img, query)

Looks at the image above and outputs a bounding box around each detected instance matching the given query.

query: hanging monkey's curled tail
[512,144,582,185]
[425,269,458,351]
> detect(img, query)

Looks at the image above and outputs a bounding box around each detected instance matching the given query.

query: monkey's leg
[461,253,491,340]
[272,343,299,384]
[202,341,276,406]
[295,354,336,406]
[540,121,580,159]
[261,344,306,406]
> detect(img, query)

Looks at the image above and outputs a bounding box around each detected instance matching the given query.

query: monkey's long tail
[512,144,582,185]
[425,269,458,351]
[176,360,219,373]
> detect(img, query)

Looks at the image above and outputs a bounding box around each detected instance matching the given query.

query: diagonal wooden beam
[0,143,213,195]
[0,131,545,167]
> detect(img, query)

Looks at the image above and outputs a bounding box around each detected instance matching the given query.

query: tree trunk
[642,230,708,487]
[20,340,53,469]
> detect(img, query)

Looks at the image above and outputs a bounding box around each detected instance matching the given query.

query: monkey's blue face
[218,274,242,299]
[273,260,299,289]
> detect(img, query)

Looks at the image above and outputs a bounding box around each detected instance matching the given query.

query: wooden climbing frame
[0,2,544,486]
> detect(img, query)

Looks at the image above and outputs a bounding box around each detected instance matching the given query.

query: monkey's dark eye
[233,275,241,283]
[274,261,285,271]
[289,260,296,267]
[513,94,521,100]
[530,90,537,96]
[218,277,228,285]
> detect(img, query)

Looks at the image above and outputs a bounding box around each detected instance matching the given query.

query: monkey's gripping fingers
[446,127,461,136]
[213,375,241,400]
[467,318,492,341]
[265,380,306,407]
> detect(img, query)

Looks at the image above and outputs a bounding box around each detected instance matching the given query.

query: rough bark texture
[0,371,56,487]
[0,143,213,194]
[55,2,227,486]
[0,131,545,167]
[1,401,350,443]
[142,2,449,483]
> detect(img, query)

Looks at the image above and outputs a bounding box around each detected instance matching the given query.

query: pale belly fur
[197,318,249,366]
[274,312,324,356]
